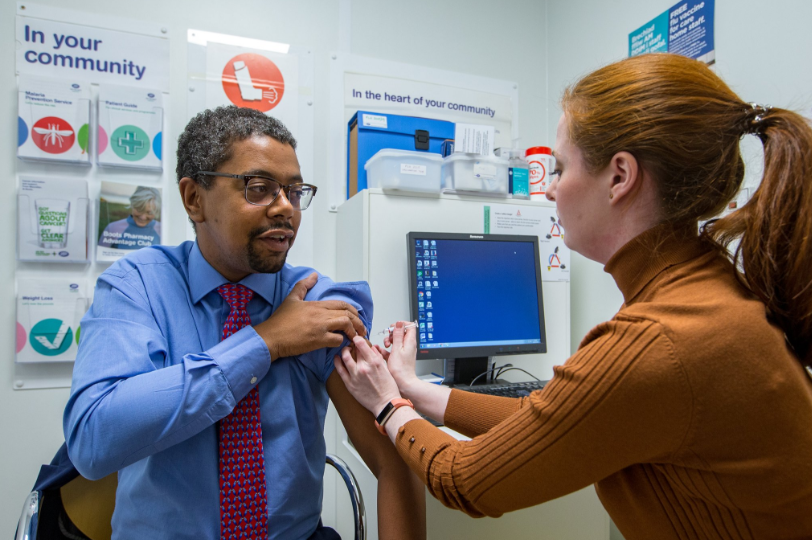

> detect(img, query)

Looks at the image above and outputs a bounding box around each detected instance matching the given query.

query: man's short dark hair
[176,106,297,188]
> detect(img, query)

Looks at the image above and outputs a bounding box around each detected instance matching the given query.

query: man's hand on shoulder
[254,272,367,361]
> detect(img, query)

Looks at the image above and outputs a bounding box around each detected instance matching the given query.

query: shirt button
[250,377,258,384]
[409,437,415,443]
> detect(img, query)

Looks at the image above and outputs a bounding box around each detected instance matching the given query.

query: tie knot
[217,283,254,312]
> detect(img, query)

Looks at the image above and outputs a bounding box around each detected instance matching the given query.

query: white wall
[545,1,812,538]
[0,0,549,534]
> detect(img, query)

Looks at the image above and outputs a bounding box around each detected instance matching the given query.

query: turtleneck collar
[604,222,708,305]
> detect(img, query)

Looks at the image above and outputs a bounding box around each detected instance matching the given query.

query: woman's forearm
[398,379,452,424]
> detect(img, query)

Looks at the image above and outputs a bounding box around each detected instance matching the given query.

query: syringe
[377,322,419,336]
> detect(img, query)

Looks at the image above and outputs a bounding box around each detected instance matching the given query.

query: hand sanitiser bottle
[507,148,530,199]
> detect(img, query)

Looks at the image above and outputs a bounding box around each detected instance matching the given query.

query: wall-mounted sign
[486,204,570,282]
[205,43,299,135]
[629,0,715,65]
[16,15,170,91]
[344,72,513,149]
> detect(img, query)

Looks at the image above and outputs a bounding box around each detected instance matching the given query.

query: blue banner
[629,0,715,64]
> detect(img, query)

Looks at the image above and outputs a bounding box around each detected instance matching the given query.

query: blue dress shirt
[64,242,372,540]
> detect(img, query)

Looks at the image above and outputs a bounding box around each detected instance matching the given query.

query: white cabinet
[328,188,609,540]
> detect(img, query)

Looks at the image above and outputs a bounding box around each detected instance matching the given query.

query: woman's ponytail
[704,107,812,367]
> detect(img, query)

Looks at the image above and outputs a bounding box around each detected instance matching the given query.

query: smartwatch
[375,398,414,435]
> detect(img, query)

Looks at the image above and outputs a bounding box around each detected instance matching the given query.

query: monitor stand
[445,356,494,386]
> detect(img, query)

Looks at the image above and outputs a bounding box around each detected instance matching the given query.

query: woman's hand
[383,321,421,397]
[334,336,402,416]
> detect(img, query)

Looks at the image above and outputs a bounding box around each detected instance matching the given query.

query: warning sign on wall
[205,43,299,134]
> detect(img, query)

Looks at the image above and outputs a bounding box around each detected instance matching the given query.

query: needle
[377,322,419,336]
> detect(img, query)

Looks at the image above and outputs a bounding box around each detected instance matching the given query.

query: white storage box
[442,153,509,193]
[364,149,443,193]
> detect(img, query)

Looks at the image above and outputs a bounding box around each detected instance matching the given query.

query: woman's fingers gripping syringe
[386,321,419,392]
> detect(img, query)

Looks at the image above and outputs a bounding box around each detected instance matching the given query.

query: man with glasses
[64,106,425,540]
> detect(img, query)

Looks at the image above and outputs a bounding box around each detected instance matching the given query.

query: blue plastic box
[347,111,455,198]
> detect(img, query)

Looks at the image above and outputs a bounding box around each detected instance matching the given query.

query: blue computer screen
[413,237,542,350]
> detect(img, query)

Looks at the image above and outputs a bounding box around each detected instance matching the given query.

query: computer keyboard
[457,380,548,398]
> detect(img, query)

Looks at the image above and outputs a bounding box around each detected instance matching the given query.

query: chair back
[60,474,117,540]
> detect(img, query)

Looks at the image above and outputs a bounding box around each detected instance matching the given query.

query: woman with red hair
[337,53,812,540]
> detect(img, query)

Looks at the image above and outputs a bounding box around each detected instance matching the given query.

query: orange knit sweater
[395,225,812,540]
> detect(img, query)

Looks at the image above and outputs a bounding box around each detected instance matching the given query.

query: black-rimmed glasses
[197,172,318,211]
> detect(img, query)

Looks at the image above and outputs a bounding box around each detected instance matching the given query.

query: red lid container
[525,146,552,156]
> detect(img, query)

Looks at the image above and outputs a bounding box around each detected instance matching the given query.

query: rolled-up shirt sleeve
[293,276,373,383]
[64,270,270,480]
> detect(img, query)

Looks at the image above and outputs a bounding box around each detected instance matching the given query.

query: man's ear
[179,177,205,226]
[607,151,642,204]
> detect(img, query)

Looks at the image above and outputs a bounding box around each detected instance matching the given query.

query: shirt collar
[604,222,707,305]
[188,242,278,306]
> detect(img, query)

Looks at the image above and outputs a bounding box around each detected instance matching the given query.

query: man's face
[197,135,303,281]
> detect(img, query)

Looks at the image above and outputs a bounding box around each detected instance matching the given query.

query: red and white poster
[205,43,299,136]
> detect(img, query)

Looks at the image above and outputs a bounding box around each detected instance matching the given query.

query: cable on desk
[469,363,513,387]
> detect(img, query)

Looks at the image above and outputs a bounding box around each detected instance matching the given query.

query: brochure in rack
[97,84,164,170]
[16,278,88,364]
[17,74,91,165]
[18,176,89,263]
[97,181,163,262]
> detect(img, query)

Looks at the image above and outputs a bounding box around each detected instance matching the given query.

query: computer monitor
[407,232,547,386]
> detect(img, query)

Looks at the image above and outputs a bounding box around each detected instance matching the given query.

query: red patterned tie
[217,284,268,539]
